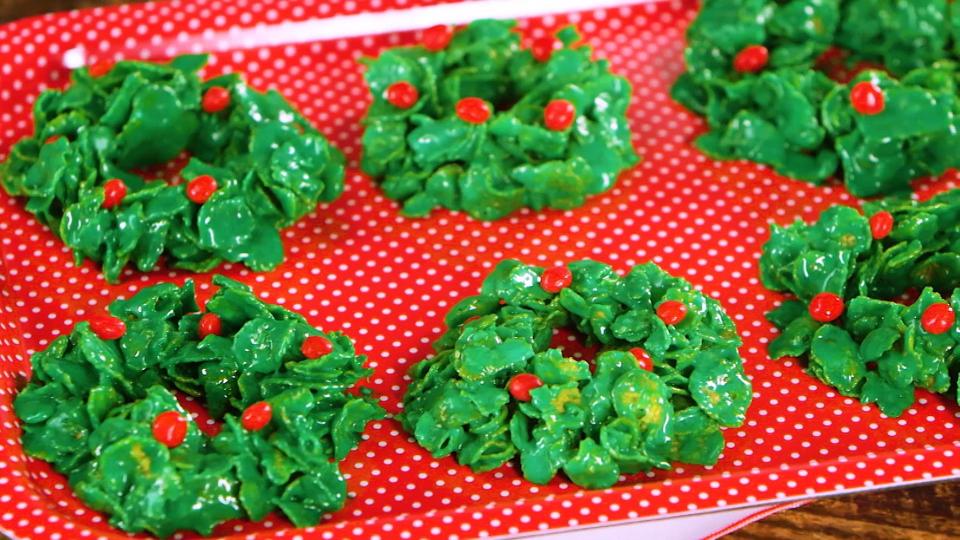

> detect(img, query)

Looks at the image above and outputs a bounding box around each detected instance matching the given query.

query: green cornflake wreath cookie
[400,259,751,489]
[360,20,639,220]
[0,54,345,283]
[672,0,960,197]
[760,190,960,417]
[14,276,384,537]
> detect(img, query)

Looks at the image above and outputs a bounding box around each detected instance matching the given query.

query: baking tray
[0,0,958,538]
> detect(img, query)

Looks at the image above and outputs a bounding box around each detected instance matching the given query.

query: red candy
[455,97,491,124]
[45,135,61,145]
[869,211,894,240]
[629,347,654,371]
[850,81,885,115]
[198,312,222,339]
[88,61,114,78]
[202,86,231,113]
[301,335,333,358]
[808,292,845,323]
[101,178,127,209]
[507,373,543,402]
[656,300,688,325]
[422,25,453,51]
[152,411,188,448]
[241,401,273,431]
[732,45,769,73]
[921,303,955,334]
[186,174,218,204]
[386,81,419,109]
[540,265,573,293]
[544,99,576,131]
[88,315,126,340]
[531,37,556,62]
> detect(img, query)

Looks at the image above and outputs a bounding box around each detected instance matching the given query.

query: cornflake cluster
[401,259,751,489]
[0,55,345,282]
[361,20,639,220]
[673,0,960,197]
[14,276,384,537]
[761,190,960,416]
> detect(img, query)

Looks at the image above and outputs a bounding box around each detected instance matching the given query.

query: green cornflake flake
[562,438,620,489]
[760,191,960,416]
[768,314,820,359]
[860,327,901,362]
[401,259,750,489]
[689,350,753,427]
[13,276,384,537]
[360,20,640,220]
[810,325,865,396]
[860,372,915,417]
[674,0,960,197]
[1,56,345,283]
[669,408,724,466]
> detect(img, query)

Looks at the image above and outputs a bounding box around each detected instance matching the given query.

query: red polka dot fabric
[1,1,959,539]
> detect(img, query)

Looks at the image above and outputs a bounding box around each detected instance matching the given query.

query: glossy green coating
[400,259,750,489]
[360,20,639,220]
[13,276,384,537]
[836,1,951,75]
[760,191,960,416]
[693,68,839,183]
[822,67,960,197]
[1,55,345,283]
[673,0,960,197]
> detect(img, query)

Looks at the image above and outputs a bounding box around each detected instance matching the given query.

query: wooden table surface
[1,1,959,538]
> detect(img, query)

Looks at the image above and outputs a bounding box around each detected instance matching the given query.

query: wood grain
[1,1,959,538]
[731,482,960,539]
